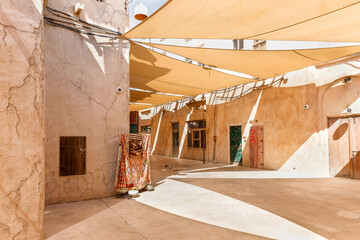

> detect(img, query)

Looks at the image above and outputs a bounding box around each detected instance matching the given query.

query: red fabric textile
[114,134,151,193]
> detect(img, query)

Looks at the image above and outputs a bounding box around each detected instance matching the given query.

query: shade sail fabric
[130,42,254,96]
[141,42,360,79]
[129,103,153,111]
[124,0,360,42]
[130,90,185,105]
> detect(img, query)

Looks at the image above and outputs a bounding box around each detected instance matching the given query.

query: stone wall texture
[143,57,360,177]
[44,0,129,204]
[0,0,45,239]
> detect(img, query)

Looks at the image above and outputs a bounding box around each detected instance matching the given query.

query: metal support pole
[202,95,206,164]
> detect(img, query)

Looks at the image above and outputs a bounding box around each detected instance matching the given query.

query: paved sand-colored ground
[44,155,360,240]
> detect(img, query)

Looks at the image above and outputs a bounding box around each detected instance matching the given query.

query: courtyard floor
[44,155,360,240]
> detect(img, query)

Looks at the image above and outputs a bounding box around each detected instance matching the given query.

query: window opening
[187,120,206,148]
[60,136,86,176]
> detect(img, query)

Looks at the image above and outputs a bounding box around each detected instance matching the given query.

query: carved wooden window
[187,120,206,149]
[59,136,86,176]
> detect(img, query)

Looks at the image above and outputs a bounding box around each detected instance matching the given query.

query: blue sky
[129,0,167,29]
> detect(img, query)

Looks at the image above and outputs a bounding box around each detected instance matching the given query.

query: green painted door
[130,124,138,133]
[230,126,242,164]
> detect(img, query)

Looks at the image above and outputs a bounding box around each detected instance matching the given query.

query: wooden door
[172,123,180,157]
[250,126,264,169]
[328,118,351,177]
[229,126,242,164]
[350,117,360,179]
[130,111,138,133]
[172,131,179,157]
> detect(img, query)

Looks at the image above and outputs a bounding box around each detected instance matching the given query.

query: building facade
[140,56,360,178]
[44,0,129,204]
[0,0,129,238]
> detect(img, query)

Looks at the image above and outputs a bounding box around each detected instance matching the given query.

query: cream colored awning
[130,42,255,97]
[124,0,360,42]
[129,103,153,111]
[130,90,185,105]
[141,42,360,79]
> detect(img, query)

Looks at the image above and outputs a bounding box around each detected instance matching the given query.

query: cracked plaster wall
[44,0,129,204]
[0,0,45,239]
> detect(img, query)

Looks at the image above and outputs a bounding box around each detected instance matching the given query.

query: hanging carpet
[114,133,151,193]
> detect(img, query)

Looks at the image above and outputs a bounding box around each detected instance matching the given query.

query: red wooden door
[250,126,264,169]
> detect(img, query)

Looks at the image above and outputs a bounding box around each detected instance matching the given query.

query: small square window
[60,136,86,176]
[187,120,206,149]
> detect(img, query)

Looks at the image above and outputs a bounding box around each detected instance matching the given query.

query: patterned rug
[114,133,151,193]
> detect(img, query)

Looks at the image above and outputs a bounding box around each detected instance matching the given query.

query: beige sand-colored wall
[147,107,208,159]
[0,0,45,239]
[145,58,360,176]
[44,0,129,204]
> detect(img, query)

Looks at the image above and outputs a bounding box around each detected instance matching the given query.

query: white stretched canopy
[130,89,185,105]
[124,0,360,42]
[129,42,255,110]
[141,42,360,79]
[130,42,254,96]
[129,103,153,111]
